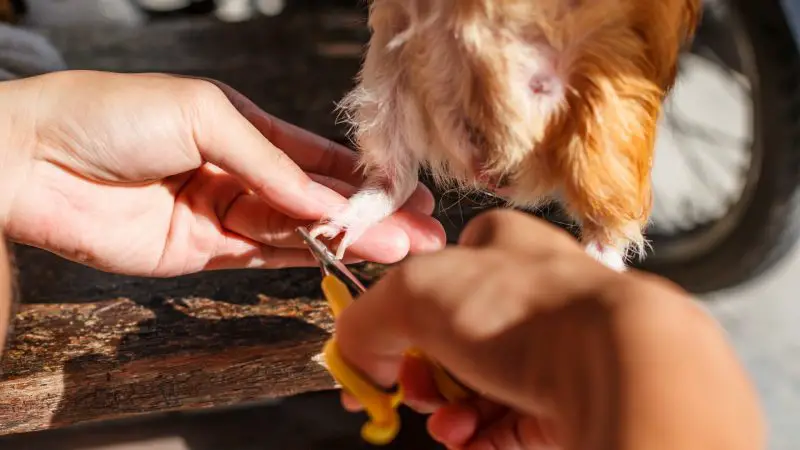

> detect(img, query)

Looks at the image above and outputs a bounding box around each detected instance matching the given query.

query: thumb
[334,247,546,405]
[334,249,478,389]
[181,78,346,220]
[334,243,627,418]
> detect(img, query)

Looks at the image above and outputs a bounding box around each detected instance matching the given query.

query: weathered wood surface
[0,243,389,435]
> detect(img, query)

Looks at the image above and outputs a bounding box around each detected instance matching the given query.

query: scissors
[296,227,472,446]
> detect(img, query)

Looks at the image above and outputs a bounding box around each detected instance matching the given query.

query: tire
[636,0,800,294]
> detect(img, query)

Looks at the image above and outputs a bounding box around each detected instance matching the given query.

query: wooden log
[0,244,389,435]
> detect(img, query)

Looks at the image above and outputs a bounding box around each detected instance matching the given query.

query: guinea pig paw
[334,225,372,260]
[584,243,627,272]
[309,217,371,260]
[309,221,345,241]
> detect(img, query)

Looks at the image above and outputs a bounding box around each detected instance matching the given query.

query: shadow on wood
[0,245,388,435]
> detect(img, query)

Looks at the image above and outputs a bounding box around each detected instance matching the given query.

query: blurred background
[0,0,798,448]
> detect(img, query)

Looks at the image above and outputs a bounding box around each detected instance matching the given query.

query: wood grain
[0,244,389,435]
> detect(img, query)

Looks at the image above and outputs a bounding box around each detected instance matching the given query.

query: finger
[185,76,364,185]
[428,403,481,447]
[399,354,446,414]
[203,233,362,270]
[336,247,622,414]
[338,355,452,416]
[338,354,446,415]
[304,174,434,215]
[334,247,523,392]
[160,165,371,270]
[464,412,555,450]
[465,411,525,450]
[426,399,512,449]
[333,251,469,389]
[340,391,364,413]
[223,192,444,263]
[235,100,437,215]
[470,398,509,425]
[180,77,437,217]
[334,248,504,389]
[358,209,445,261]
[186,83,346,220]
[221,176,444,263]
[458,209,580,256]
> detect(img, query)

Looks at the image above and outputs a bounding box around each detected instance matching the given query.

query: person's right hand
[334,210,765,450]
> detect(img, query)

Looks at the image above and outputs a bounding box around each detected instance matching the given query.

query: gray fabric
[0,23,66,81]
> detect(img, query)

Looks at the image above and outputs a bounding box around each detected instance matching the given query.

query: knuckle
[180,78,228,109]
[528,252,585,286]
[460,209,520,243]
[319,139,342,175]
[391,253,435,294]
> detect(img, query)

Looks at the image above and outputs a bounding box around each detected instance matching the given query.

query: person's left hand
[0,71,445,276]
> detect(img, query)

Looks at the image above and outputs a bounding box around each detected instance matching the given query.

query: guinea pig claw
[309,221,353,260]
[309,222,344,241]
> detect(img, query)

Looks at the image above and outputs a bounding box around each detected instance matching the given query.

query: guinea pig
[310,0,702,271]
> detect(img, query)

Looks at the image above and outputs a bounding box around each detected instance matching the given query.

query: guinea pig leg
[580,225,643,272]
[556,148,652,273]
[556,150,651,272]
[310,159,420,260]
[555,83,658,271]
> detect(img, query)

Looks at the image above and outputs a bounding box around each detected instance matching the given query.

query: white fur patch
[311,187,413,260]
[585,243,627,272]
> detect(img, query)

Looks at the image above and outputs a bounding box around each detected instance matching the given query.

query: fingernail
[415,228,447,254]
[420,235,446,253]
[405,399,440,414]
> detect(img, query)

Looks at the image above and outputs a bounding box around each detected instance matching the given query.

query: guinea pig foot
[309,222,344,242]
[584,243,627,272]
[309,219,369,261]
[308,222,347,258]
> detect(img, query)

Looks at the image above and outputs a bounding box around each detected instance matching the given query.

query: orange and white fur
[311,0,702,271]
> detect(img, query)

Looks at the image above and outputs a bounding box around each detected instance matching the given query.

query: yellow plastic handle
[321,274,354,318]
[404,348,472,403]
[323,339,403,445]
[319,274,472,445]
[321,275,404,446]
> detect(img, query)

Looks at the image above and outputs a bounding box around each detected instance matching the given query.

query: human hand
[0,70,445,276]
[334,210,765,450]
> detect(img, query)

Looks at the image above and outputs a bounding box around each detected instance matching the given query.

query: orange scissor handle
[321,275,403,445]
[404,348,472,403]
[320,274,472,446]
[323,338,404,445]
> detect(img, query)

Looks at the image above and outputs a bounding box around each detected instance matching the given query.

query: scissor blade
[296,226,336,264]
[295,227,367,295]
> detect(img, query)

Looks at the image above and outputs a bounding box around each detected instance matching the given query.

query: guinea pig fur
[311,0,702,271]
